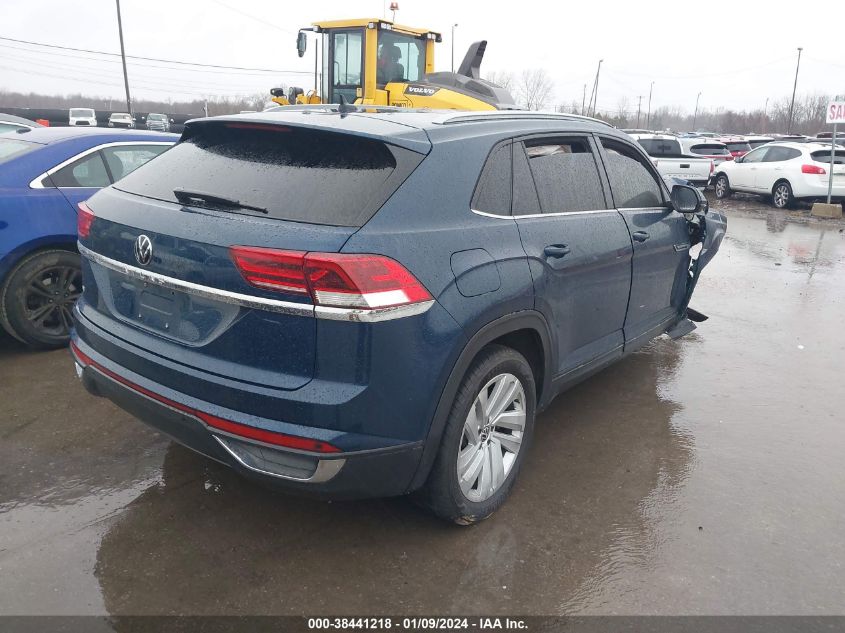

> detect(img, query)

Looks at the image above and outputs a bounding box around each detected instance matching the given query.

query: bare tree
[516,69,554,111]
[484,71,514,92]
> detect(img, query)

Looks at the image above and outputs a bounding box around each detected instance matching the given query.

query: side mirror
[671,183,707,216]
[297,32,307,58]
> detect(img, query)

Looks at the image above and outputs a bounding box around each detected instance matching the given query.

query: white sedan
[713,142,845,209]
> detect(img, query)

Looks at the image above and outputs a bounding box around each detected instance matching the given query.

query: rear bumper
[70,336,424,499]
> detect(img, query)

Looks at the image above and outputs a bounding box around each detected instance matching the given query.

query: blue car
[0,127,176,348]
[71,109,725,523]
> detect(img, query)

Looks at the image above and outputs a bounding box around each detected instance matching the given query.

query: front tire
[0,249,82,349]
[418,345,536,525]
[772,181,794,209]
[714,174,731,199]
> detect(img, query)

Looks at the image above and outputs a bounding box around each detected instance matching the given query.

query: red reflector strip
[69,341,341,454]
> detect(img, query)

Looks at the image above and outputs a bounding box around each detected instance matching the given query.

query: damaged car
[70,108,725,524]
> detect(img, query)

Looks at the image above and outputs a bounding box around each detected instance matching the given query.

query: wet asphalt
[1,194,844,616]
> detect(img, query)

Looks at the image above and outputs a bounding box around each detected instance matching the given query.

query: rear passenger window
[473,143,512,215]
[521,138,606,214]
[50,152,111,188]
[763,147,801,162]
[599,139,664,208]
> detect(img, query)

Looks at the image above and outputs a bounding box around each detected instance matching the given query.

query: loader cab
[315,19,440,105]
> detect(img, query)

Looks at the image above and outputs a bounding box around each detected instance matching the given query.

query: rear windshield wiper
[173,188,268,214]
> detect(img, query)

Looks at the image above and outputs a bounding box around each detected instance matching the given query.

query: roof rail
[439,111,614,128]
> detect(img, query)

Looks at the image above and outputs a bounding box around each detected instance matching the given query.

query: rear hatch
[810,149,845,187]
[78,116,427,391]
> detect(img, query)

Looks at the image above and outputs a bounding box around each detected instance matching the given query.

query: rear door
[512,135,632,377]
[755,145,799,191]
[596,136,690,346]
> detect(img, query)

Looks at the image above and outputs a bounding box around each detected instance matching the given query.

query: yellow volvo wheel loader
[270,18,518,111]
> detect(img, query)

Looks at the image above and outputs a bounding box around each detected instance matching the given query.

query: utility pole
[451,23,458,73]
[763,97,769,133]
[693,92,702,130]
[787,47,803,134]
[115,0,132,116]
[636,95,643,127]
[587,59,603,117]
[581,84,586,116]
[592,59,603,117]
[646,81,654,129]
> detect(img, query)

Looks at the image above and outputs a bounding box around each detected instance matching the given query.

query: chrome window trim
[470,208,619,220]
[78,244,433,322]
[28,141,173,189]
[214,436,346,483]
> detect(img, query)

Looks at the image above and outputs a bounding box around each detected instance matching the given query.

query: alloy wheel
[773,184,790,209]
[23,264,81,338]
[456,373,526,503]
[715,177,727,198]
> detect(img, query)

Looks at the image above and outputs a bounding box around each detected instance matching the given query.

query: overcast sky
[2,0,844,113]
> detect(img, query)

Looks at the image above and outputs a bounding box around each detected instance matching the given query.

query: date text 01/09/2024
[306,617,528,630]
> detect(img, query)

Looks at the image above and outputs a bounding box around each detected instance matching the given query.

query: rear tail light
[710,160,715,174]
[726,155,734,161]
[70,340,341,453]
[77,202,95,238]
[230,247,433,310]
[802,164,826,175]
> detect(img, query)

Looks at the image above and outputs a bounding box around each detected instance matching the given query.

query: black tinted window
[600,138,664,208]
[725,142,752,152]
[50,152,110,188]
[512,143,541,215]
[522,139,605,214]
[690,144,730,156]
[763,147,801,162]
[473,143,512,214]
[637,138,683,157]
[114,123,422,227]
[811,150,845,164]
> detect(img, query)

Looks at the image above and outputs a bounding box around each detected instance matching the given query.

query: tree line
[485,69,838,135]
[2,83,838,135]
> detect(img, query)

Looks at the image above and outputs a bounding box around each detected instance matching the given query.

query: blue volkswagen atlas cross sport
[70,108,725,524]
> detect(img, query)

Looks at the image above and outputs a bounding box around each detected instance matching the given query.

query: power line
[0,42,305,79]
[206,0,297,35]
[0,35,311,74]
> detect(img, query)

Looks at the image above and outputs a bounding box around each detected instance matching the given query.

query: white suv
[713,142,845,208]
[69,108,97,126]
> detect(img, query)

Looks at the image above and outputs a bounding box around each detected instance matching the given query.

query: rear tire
[0,249,81,350]
[772,181,794,209]
[714,174,731,199]
[417,344,536,525]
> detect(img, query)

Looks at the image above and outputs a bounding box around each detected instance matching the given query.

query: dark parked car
[0,127,177,348]
[70,109,725,523]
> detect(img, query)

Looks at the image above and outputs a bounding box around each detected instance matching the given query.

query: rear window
[71,109,94,117]
[148,114,166,120]
[747,140,772,148]
[637,138,683,157]
[114,123,423,227]
[0,138,36,164]
[811,150,845,164]
[725,142,751,152]
[690,144,730,156]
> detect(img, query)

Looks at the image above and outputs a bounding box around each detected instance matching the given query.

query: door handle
[632,231,650,242]
[543,244,571,258]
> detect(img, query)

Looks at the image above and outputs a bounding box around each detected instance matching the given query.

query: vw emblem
[134,235,153,266]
